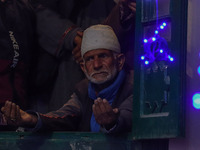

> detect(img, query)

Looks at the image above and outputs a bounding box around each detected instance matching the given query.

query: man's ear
[80,61,86,73]
[117,53,125,71]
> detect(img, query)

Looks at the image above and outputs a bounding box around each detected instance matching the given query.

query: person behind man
[0,0,36,109]
[0,0,37,130]
[1,25,133,133]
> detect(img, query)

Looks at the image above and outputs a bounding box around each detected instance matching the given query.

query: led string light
[192,52,200,109]
[193,93,200,109]
[141,22,174,65]
[198,65,200,76]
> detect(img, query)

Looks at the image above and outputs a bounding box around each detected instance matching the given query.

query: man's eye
[85,57,94,62]
[99,54,108,58]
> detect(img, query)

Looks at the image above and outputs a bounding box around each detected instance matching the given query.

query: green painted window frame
[132,0,188,139]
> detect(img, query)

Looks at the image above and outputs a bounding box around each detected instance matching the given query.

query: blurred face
[81,49,120,84]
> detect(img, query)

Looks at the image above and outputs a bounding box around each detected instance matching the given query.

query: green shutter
[132,0,187,139]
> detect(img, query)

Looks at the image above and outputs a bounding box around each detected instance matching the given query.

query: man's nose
[93,57,102,70]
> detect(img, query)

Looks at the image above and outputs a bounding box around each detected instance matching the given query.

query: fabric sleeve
[21,111,43,132]
[103,3,135,38]
[36,8,82,58]
[103,3,135,70]
[107,95,133,134]
[25,93,82,132]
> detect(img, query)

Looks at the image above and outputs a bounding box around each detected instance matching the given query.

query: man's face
[82,49,119,84]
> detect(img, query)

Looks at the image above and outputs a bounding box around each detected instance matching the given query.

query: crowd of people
[0,0,136,134]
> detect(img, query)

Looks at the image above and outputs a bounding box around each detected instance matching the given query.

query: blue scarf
[88,70,125,132]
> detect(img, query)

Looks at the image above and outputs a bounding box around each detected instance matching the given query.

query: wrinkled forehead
[83,49,113,59]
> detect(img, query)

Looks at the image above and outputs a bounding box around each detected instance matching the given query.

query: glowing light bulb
[159,49,163,53]
[152,37,156,41]
[198,66,200,76]
[162,22,167,26]
[155,30,159,34]
[160,25,164,29]
[145,61,149,65]
[167,55,174,62]
[193,93,200,109]
[141,56,145,60]
[144,39,148,43]
[169,57,174,62]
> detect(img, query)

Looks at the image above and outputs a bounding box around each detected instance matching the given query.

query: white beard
[84,66,118,85]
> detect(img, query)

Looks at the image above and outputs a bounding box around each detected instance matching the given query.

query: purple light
[144,39,148,43]
[167,55,174,62]
[155,30,159,34]
[160,25,164,29]
[193,93,200,109]
[152,37,156,41]
[141,56,145,60]
[198,66,200,76]
[159,49,164,53]
[162,22,167,26]
[145,61,149,65]
[169,57,174,62]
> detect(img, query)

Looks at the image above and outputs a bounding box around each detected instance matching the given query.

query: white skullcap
[81,24,121,57]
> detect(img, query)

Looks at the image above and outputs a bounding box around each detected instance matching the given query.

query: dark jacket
[38,71,133,133]
[0,0,36,109]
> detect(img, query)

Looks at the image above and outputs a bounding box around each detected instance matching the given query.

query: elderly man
[1,24,133,133]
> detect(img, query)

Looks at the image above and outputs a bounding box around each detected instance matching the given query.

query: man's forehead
[83,49,112,58]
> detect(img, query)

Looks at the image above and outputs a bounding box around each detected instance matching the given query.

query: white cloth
[81,24,121,57]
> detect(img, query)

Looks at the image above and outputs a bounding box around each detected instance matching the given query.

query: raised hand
[1,101,37,127]
[92,98,119,130]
